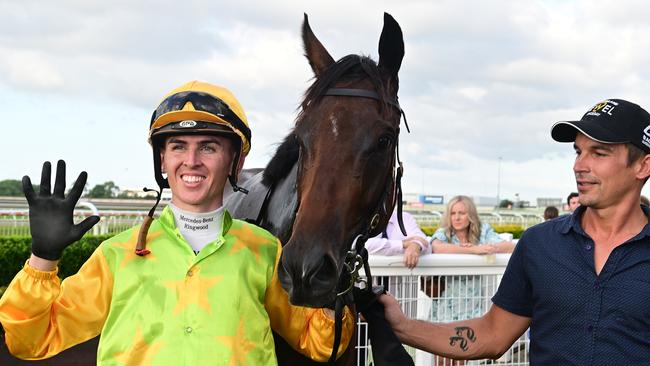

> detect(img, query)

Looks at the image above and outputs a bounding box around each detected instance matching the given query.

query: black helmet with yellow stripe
[149,80,251,192]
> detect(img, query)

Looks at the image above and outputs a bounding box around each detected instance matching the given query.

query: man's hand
[377,293,408,336]
[402,241,421,269]
[23,160,100,261]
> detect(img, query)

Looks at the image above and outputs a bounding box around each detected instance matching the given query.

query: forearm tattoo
[449,326,477,352]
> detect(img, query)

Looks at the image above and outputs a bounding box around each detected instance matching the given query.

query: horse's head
[277,13,405,307]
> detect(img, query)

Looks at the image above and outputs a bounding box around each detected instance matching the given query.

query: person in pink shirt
[365,210,430,269]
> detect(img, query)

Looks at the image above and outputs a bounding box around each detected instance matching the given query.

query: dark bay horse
[225,13,406,366]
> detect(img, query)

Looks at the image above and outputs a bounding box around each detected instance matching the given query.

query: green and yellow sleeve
[0,247,113,360]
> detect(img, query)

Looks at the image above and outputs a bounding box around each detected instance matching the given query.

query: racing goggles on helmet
[150,91,251,144]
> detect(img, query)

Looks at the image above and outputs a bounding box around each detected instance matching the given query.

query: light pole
[497,157,502,208]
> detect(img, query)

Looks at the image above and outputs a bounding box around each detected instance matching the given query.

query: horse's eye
[378,135,393,150]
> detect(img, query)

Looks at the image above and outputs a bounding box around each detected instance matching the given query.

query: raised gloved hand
[22,160,100,260]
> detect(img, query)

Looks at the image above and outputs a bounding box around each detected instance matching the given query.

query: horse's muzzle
[278,248,339,308]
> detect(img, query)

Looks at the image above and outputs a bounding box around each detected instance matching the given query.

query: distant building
[403,193,444,205]
[537,197,562,208]
[470,196,498,207]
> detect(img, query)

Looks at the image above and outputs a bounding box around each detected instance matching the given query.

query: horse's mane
[262,54,390,186]
[262,133,299,186]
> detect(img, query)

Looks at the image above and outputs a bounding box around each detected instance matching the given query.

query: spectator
[430,196,514,256]
[365,210,430,268]
[566,192,580,213]
[379,98,650,365]
[543,206,559,220]
[423,196,514,365]
[428,195,513,318]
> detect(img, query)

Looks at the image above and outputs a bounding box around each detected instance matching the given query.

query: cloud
[4,0,650,202]
[1,48,64,88]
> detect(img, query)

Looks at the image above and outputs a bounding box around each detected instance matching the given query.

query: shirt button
[187,270,193,277]
[593,283,599,290]
[587,325,593,332]
[185,326,193,334]
[584,244,592,251]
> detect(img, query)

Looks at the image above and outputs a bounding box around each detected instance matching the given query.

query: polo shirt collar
[639,205,650,238]
[559,203,650,239]
[558,205,585,235]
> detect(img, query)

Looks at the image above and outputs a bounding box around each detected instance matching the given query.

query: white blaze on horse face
[329,114,338,139]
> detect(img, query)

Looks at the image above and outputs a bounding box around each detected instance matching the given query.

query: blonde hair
[441,195,481,244]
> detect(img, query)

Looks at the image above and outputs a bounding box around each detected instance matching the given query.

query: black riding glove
[22,160,100,261]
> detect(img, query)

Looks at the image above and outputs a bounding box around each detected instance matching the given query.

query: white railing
[357,254,529,366]
[479,213,542,229]
[0,210,149,236]
[411,212,542,229]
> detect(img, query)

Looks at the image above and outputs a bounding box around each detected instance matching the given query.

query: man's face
[568,196,580,212]
[160,134,234,212]
[573,133,638,209]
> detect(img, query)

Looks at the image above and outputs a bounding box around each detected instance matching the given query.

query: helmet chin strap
[228,147,249,194]
[229,175,249,194]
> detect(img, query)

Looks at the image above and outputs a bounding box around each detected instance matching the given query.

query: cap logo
[643,125,650,150]
[178,120,197,128]
[586,100,618,117]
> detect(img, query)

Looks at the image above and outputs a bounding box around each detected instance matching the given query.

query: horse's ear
[377,12,404,78]
[302,13,335,76]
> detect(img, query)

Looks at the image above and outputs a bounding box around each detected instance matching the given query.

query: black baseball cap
[551,99,650,154]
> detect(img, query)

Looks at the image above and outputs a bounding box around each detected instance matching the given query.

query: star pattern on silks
[216,318,257,366]
[112,228,163,268]
[164,273,223,316]
[227,224,274,264]
[113,327,164,365]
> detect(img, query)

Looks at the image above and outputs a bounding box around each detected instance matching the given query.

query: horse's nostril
[278,255,295,294]
[309,254,337,289]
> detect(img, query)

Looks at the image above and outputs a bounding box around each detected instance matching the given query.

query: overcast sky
[3,0,650,203]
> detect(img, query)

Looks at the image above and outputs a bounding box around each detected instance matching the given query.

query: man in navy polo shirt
[378,99,650,365]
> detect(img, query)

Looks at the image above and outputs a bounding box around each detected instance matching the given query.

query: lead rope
[328,235,369,364]
[329,296,346,364]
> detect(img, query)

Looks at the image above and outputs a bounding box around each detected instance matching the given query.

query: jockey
[0,81,354,365]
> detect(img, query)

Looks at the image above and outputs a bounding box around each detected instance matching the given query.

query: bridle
[321,87,409,363]
[250,85,409,364]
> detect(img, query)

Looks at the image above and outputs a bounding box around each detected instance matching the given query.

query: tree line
[0,179,154,199]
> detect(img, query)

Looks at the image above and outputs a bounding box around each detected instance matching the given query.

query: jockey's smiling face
[160,134,234,213]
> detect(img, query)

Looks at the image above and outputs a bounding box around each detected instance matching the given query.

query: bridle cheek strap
[320,87,409,363]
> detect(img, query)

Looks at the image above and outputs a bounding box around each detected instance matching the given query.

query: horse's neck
[261,163,298,244]
[224,164,298,243]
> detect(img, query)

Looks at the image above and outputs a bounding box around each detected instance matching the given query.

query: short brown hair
[627,143,647,166]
